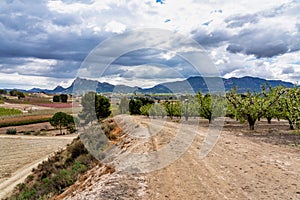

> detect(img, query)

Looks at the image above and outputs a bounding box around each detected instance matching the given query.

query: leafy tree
[9,90,18,96]
[79,92,111,125]
[277,86,300,130]
[53,94,68,103]
[60,94,68,103]
[129,97,154,115]
[226,86,284,130]
[129,99,143,115]
[181,96,200,121]
[10,90,25,99]
[149,103,167,118]
[261,85,282,124]
[53,95,60,102]
[164,100,181,119]
[50,112,74,135]
[17,91,25,99]
[196,92,226,123]
[95,94,111,119]
[0,89,7,95]
[140,104,152,116]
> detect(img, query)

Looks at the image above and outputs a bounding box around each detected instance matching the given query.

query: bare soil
[0,122,53,134]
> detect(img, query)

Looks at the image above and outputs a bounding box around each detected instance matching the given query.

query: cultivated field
[0,135,76,198]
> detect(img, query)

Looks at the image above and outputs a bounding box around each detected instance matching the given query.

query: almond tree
[226,86,284,130]
[195,92,226,123]
[277,86,300,130]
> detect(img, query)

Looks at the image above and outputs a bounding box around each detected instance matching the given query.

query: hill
[66,76,296,94]
[3,76,296,94]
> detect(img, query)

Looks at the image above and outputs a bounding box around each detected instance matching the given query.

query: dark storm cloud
[191,29,231,47]
[226,28,291,58]
[0,0,138,63]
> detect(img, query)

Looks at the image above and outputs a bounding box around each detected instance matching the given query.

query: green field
[0,107,22,117]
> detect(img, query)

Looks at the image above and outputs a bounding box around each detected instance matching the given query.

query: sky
[0,0,299,89]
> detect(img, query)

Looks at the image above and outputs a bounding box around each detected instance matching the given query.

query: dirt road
[0,135,76,198]
[60,115,300,200]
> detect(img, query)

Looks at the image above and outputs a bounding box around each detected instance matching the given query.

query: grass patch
[0,107,22,117]
[6,128,17,135]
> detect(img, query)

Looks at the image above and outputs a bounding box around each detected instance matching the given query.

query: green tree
[60,94,68,103]
[261,85,282,124]
[10,90,25,99]
[0,89,7,95]
[53,95,60,102]
[50,112,74,135]
[140,104,152,116]
[149,103,167,118]
[164,100,181,119]
[9,89,18,96]
[79,92,111,125]
[196,92,226,123]
[277,86,300,130]
[95,94,111,119]
[226,86,284,130]
[129,99,142,115]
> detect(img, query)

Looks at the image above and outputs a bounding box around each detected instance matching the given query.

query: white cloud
[0,72,72,89]
[104,20,126,34]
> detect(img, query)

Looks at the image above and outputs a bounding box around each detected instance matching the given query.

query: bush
[24,131,32,135]
[6,128,17,135]
[67,140,88,159]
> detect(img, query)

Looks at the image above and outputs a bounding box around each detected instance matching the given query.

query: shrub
[6,128,17,135]
[67,140,88,159]
[24,131,31,135]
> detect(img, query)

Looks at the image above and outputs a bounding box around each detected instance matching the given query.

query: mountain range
[18,76,296,94]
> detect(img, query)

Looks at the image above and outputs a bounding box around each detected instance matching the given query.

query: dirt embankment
[59,115,300,200]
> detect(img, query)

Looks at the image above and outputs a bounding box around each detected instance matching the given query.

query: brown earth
[57,115,300,200]
[0,122,52,134]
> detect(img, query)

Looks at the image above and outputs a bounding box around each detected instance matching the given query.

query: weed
[24,131,32,135]
[6,128,17,135]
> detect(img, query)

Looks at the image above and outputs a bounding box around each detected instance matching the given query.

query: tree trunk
[288,119,294,130]
[59,124,62,135]
[267,117,272,124]
[247,115,256,130]
[185,115,188,121]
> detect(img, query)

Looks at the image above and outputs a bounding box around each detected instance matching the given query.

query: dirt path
[0,135,76,199]
[60,115,300,200]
